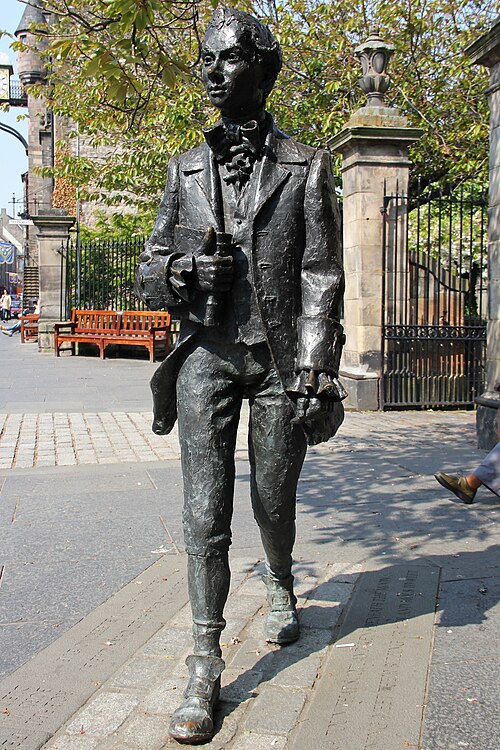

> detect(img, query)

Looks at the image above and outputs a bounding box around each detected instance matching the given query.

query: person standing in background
[0,290,11,321]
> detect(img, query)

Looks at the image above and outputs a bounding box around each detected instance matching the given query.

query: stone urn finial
[354,26,395,106]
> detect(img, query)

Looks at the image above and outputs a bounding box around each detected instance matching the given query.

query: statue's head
[201,7,282,120]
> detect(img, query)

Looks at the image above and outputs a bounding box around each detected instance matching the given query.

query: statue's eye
[203,54,214,66]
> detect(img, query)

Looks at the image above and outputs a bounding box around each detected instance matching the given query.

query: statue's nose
[206,59,223,78]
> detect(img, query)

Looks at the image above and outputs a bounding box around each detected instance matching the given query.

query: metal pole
[76,124,81,305]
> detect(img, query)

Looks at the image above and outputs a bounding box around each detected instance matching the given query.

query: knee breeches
[176,341,307,563]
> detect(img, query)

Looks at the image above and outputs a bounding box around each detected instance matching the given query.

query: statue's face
[201,23,266,119]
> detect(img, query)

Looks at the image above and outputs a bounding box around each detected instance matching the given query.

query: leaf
[107,81,128,104]
[161,64,177,87]
[84,55,107,77]
[134,10,150,33]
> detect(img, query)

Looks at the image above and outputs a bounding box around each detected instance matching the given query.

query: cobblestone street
[0,406,478,469]
[0,412,181,468]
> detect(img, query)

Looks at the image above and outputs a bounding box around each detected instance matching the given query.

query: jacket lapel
[182,124,309,227]
[252,127,308,220]
[252,155,290,220]
[181,147,220,228]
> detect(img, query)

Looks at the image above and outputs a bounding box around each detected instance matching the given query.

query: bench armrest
[149,325,170,333]
[54,321,76,333]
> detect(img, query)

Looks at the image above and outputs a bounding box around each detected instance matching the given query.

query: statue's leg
[187,554,230,657]
[170,345,241,743]
[248,371,307,643]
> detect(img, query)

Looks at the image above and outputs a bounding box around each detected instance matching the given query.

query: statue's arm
[289,149,346,418]
[135,155,187,310]
[135,155,233,308]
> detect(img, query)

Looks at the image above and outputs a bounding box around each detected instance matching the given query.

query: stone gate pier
[467,17,500,449]
[32,209,75,353]
[330,27,421,410]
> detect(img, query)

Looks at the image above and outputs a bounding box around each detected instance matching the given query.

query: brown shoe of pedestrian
[434,471,476,504]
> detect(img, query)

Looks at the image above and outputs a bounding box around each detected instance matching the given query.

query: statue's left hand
[292,396,336,425]
[289,369,346,425]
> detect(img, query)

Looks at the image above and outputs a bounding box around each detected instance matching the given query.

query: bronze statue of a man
[136,6,345,743]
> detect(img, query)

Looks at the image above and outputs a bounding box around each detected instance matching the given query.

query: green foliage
[406,182,488,318]
[265,0,494,188]
[15,0,497,219]
[78,207,156,241]
[372,0,494,190]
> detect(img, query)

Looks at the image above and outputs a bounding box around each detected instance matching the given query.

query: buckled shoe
[169,654,225,744]
[264,575,300,644]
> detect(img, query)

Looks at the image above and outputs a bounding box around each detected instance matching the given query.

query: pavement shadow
[215,543,499,735]
[233,413,497,560]
[295,447,498,554]
[217,565,356,727]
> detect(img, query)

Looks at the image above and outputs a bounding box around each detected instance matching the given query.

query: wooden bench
[54,310,121,359]
[108,311,171,362]
[20,314,40,343]
[54,309,172,361]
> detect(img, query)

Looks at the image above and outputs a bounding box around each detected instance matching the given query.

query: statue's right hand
[135,248,169,310]
[193,227,233,292]
[194,254,234,292]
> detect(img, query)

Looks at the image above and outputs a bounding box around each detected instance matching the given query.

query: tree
[12,0,498,224]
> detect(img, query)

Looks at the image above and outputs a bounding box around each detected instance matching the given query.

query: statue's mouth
[208,86,226,96]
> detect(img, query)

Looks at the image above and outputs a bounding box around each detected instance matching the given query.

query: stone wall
[467,17,500,448]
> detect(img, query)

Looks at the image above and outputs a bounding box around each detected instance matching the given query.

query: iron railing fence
[381,179,488,408]
[9,79,27,106]
[63,235,147,318]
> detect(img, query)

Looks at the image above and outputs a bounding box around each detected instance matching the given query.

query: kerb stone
[65,693,139,736]
[243,686,306,734]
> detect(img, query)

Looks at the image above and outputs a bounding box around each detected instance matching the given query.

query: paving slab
[243,687,307,734]
[288,565,439,750]
[0,556,187,750]
[431,576,500,661]
[421,659,500,750]
[421,572,500,750]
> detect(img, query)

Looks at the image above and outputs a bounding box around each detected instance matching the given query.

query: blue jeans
[475,442,500,496]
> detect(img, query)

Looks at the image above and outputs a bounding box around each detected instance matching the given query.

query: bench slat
[54,309,172,361]
[20,314,40,343]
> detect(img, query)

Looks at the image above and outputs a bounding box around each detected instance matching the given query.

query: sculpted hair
[205,6,282,97]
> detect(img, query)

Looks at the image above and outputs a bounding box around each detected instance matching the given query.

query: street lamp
[0,52,14,104]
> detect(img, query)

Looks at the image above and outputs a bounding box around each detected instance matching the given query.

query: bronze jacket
[135,121,345,444]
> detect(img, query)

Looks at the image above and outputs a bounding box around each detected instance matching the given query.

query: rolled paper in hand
[204,232,233,327]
